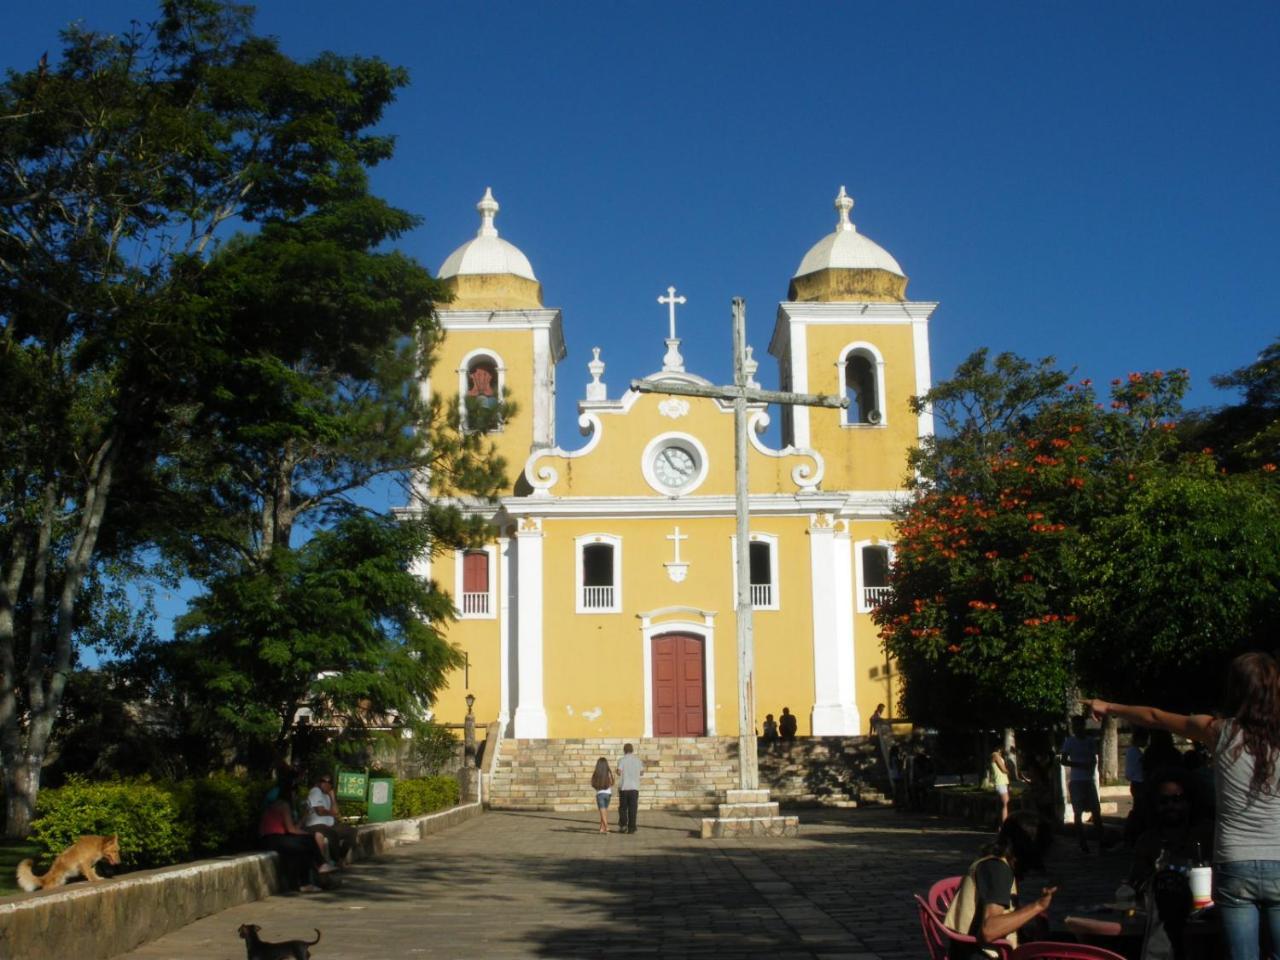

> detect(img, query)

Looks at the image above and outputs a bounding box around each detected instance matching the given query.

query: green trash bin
[367,777,394,823]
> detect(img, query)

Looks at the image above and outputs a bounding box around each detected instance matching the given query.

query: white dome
[793,187,903,279]
[438,188,537,282]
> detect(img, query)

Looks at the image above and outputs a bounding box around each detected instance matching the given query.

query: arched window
[576,534,622,613]
[454,544,497,619]
[857,542,894,612]
[838,343,887,427]
[730,532,780,610]
[460,351,503,433]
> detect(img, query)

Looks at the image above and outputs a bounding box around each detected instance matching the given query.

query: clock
[643,434,707,495]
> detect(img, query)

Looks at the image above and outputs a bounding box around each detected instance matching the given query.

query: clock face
[653,443,698,490]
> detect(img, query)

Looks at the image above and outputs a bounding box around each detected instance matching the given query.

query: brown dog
[238,924,321,959]
[16,834,120,891]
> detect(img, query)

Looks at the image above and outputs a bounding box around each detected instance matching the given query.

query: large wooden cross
[632,297,846,789]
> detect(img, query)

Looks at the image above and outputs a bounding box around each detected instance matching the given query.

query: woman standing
[1083,651,1280,960]
[591,757,615,833]
[991,748,1013,824]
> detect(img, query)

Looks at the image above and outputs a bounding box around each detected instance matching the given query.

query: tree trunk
[1101,713,1119,783]
[3,756,41,839]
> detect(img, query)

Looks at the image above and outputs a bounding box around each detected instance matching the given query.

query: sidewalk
[112,807,1125,959]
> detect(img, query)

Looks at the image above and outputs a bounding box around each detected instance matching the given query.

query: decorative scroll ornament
[658,397,690,420]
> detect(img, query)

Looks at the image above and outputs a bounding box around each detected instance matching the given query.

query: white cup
[1189,866,1213,908]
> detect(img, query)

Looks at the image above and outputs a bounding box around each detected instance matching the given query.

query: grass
[0,838,42,895]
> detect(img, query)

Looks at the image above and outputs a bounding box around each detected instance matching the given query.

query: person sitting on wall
[761,713,779,744]
[303,772,358,867]
[778,707,797,740]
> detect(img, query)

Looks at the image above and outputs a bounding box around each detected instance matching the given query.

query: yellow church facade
[413,186,936,740]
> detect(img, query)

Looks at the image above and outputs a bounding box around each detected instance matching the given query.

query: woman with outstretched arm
[1082,651,1280,960]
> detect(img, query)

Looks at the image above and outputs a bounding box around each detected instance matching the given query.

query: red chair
[1010,943,1127,960]
[928,875,963,916]
[914,893,1013,959]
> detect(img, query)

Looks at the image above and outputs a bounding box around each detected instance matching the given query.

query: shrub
[392,776,459,819]
[172,773,260,857]
[31,777,191,868]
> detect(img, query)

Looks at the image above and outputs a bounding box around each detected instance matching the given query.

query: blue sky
[5,2,1279,639]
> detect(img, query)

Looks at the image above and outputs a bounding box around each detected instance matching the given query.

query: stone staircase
[487,735,896,811]
[488,737,739,811]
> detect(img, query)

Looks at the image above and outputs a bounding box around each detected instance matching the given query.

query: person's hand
[1080,698,1109,720]
[1036,886,1058,913]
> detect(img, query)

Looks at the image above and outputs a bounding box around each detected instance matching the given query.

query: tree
[1074,459,1280,711]
[162,512,462,766]
[1183,337,1280,474]
[0,1,493,834]
[875,350,1188,729]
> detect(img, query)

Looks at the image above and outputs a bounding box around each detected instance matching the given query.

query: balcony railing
[750,583,773,607]
[862,585,892,608]
[582,585,615,610]
[460,592,490,615]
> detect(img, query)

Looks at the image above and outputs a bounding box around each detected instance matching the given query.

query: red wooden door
[652,633,706,736]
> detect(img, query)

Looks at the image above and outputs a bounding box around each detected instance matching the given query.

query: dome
[439,188,537,281]
[789,187,908,303]
[438,189,542,309]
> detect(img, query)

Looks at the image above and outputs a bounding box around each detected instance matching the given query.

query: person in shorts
[1060,715,1106,852]
[591,757,614,833]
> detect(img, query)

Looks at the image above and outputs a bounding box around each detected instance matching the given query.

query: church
[410,187,936,741]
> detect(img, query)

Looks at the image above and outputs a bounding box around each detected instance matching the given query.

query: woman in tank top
[1083,652,1280,960]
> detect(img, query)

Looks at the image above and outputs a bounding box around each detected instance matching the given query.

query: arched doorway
[651,633,706,736]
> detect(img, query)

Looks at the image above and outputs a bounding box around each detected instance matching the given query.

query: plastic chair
[914,894,949,960]
[928,875,963,916]
[1010,943,1127,960]
[914,893,1013,959]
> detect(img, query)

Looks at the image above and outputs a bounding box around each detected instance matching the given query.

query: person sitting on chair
[943,811,1056,958]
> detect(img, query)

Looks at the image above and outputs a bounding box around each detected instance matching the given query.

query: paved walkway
[115,807,1124,959]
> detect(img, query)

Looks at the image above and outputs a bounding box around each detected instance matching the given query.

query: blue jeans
[1215,860,1280,960]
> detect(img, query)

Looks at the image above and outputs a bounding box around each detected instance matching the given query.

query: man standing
[1060,716,1106,853]
[616,743,644,834]
[304,772,358,866]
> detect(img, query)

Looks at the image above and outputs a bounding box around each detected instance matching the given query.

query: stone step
[700,815,800,839]
[718,802,779,818]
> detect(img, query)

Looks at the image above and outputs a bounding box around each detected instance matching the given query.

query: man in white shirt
[304,773,357,865]
[615,744,644,834]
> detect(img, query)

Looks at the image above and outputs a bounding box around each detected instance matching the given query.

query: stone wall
[0,802,481,960]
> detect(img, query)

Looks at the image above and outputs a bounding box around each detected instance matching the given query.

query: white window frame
[837,341,887,428]
[458,347,506,434]
[575,533,622,614]
[454,544,498,620]
[729,532,780,611]
[854,539,894,613]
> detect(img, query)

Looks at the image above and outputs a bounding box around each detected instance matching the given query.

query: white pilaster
[533,326,555,447]
[832,523,859,732]
[513,520,548,737]
[809,517,857,734]
[913,315,934,439]
[497,533,512,733]
[789,321,811,448]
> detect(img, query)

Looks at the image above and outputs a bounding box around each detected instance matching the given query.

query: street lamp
[465,692,476,716]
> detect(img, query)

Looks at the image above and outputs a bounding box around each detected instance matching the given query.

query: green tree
[164,513,463,764]
[876,350,1187,728]
[1075,458,1280,709]
[0,0,498,833]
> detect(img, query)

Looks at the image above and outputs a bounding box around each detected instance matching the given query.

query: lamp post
[462,693,478,802]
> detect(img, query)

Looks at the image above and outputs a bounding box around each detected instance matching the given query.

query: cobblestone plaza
[116,807,1120,959]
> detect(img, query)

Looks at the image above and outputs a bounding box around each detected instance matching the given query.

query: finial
[835,185,855,232]
[658,286,687,372]
[477,187,499,237]
[586,347,607,401]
